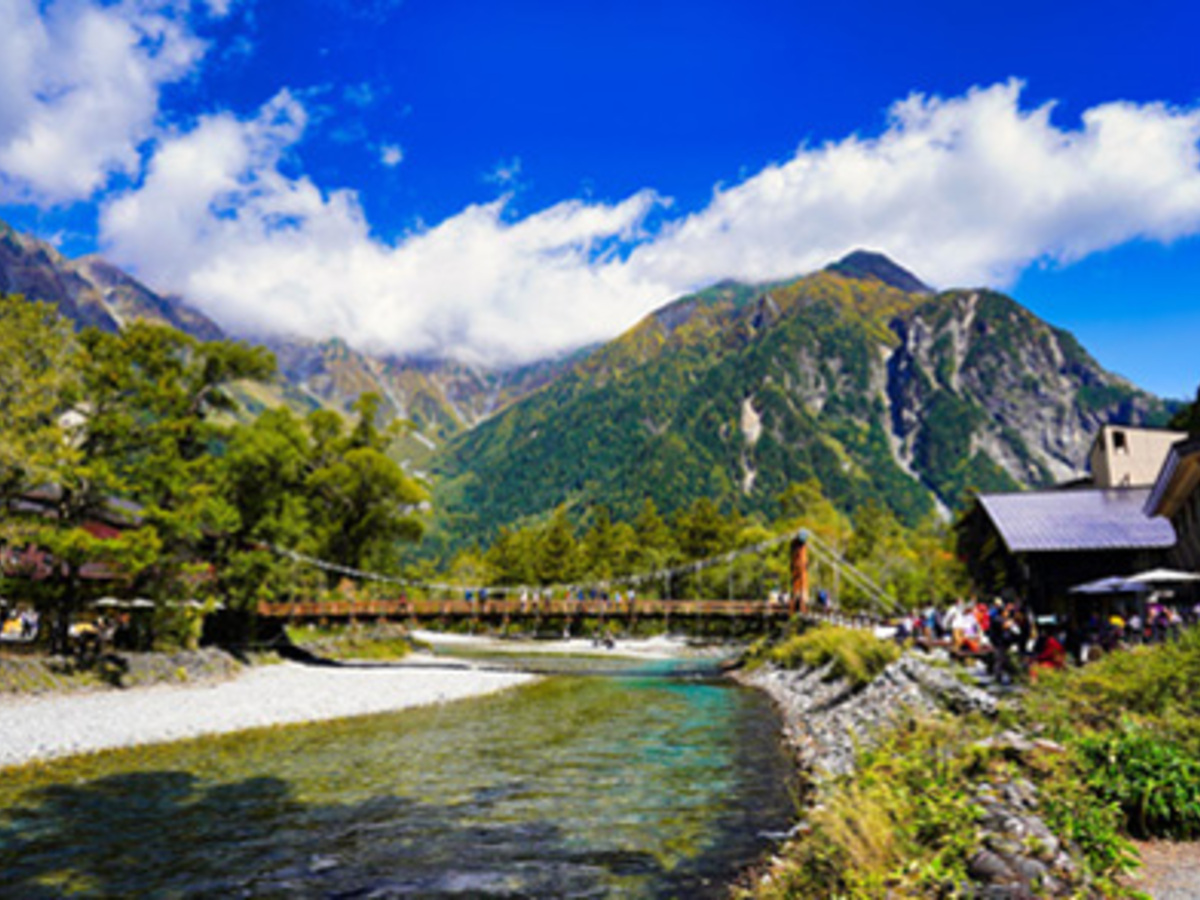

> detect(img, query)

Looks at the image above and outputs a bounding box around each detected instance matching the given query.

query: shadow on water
[0,771,674,898]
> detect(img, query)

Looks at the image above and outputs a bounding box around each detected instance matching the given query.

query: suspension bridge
[256,529,900,634]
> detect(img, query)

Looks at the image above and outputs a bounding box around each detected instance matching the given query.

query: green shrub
[1025,628,1200,755]
[767,624,899,687]
[1076,722,1200,839]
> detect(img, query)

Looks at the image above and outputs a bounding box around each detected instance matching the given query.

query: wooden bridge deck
[257,597,793,622]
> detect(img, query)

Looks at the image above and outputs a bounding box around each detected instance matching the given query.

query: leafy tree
[0,295,79,513]
[306,393,426,581]
[221,396,427,599]
[308,445,425,579]
[0,315,274,650]
[217,407,320,612]
[75,323,275,601]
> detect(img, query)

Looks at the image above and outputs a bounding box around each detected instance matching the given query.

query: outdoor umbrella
[1069,575,1149,595]
[1126,568,1200,585]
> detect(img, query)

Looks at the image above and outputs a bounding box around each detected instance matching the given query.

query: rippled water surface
[0,653,795,898]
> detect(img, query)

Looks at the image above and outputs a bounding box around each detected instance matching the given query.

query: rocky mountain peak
[827,249,932,295]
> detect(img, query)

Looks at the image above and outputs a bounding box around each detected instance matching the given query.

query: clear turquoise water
[0,655,795,898]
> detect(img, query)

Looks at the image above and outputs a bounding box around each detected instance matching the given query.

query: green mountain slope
[431,255,1170,544]
[0,214,1170,551]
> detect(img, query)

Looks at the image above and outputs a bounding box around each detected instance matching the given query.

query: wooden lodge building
[1145,437,1200,573]
[960,425,1192,618]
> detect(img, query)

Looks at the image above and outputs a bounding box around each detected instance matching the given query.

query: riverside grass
[745,716,1141,898]
[284,622,418,662]
[741,625,1200,898]
[748,623,900,687]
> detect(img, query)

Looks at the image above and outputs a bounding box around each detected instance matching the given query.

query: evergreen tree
[632,497,678,580]
[580,505,617,581]
[537,507,581,586]
[675,497,734,561]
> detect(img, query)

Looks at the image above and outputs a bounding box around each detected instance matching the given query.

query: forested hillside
[0,214,1172,561]
[430,253,1170,546]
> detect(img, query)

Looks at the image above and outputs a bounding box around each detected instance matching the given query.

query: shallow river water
[0,649,796,898]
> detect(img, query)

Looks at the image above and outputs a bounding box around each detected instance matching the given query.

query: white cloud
[101,92,669,362]
[629,81,1200,290]
[100,80,1200,365]
[380,144,404,167]
[0,0,212,204]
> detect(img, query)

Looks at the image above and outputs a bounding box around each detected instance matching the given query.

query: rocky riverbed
[0,655,535,769]
[739,653,1109,898]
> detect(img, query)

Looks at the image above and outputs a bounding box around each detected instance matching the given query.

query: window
[1112,430,1128,453]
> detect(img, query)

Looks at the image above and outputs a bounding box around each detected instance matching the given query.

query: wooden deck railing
[256,597,793,621]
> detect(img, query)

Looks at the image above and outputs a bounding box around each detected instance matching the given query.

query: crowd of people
[890,594,1200,684]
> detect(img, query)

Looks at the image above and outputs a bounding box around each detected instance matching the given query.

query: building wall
[1170,486,1200,572]
[1089,426,1187,489]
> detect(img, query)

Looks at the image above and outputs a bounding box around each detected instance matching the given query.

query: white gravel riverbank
[0,658,535,769]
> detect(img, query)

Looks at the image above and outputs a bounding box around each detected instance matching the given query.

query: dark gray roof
[979,488,1176,554]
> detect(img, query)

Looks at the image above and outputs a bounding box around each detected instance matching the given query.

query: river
[0,644,796,898]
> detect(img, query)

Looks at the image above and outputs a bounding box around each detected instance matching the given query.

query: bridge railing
[256,597,795,621]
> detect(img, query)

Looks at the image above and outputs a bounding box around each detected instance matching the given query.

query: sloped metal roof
[979,488,1176,554]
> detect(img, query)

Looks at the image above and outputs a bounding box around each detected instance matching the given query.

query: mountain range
[0,219,1173,546]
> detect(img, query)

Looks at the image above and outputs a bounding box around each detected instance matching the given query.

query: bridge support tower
[789,532,809,616]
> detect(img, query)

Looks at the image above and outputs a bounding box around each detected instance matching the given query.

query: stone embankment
[739,653,996,778]
[740,654,1094,899]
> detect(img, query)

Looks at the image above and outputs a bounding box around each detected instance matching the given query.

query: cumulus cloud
[630,81,1200,289]
[0,0,215,204]
[100,80,1200,365]
[101,92,670,362]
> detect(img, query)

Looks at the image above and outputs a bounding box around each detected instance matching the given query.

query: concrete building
[1089,425,1187,489]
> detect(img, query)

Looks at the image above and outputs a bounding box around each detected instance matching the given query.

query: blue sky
[2,0,1199,398]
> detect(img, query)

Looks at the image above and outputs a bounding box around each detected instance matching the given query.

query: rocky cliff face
[884,289,1167,502]
[267,337,578,453]
[0,221,223,340]
[431,254,1171,538]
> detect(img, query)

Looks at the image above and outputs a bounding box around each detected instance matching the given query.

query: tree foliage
[0,294,427,648]
[465,475,966,609]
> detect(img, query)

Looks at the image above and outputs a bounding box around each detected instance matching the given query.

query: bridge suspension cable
[801,530,903,617]
[268,524,897,616]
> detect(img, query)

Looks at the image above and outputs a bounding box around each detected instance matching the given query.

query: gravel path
[0,658,535,769]
[1129,840,1200,899]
